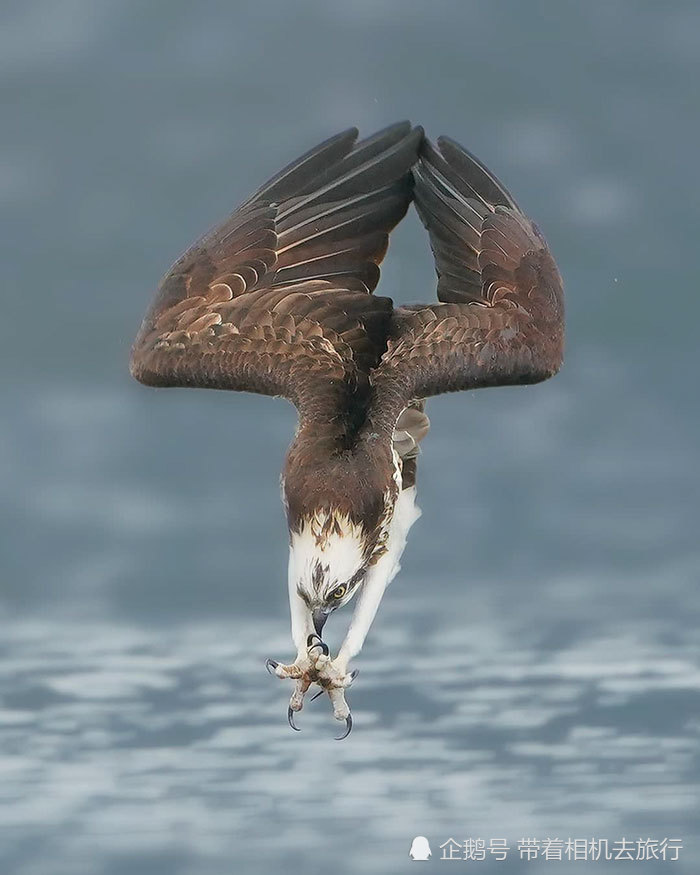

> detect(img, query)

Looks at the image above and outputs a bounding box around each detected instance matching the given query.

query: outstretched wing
[365,135,564,435]
[130,123,422,418]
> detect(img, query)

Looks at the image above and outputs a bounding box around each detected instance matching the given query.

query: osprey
[130,123,564,738]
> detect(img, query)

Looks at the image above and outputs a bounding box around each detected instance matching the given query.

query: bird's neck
[282,426,398,545]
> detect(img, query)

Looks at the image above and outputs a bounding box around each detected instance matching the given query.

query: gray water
[2,1,699,873]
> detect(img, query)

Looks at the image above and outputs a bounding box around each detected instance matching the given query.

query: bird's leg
[308,642,358,690]
[305,561,395,737]
[335,559,394,672]
[266,567,394,737]
[265,580,318,723]
[267,629,353,733]
[332,484,419,677]
[268,486,417,736]
[305,643,356,740]
[265,576,355,730]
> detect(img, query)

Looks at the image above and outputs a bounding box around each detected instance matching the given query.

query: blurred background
[2,1,699,872]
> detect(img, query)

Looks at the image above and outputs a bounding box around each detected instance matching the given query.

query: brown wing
[130,123,422,419]
[365,135,565,436]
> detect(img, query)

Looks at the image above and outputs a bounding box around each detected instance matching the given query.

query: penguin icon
[409,836,432,861]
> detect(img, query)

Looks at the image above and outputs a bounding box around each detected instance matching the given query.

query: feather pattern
[130,127,563,532]
[130,123,422,425]
[363,134,565,439]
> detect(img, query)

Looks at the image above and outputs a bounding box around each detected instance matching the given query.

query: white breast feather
[380,484,421,583]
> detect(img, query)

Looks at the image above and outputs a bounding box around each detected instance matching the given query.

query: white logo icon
[409,836,432,860]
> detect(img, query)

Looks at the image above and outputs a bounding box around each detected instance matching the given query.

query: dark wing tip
[419,134,519,210]
[310,126,360,147]
[321,126,360,151]
[358,120,418,137]
[246,127,360,205]
[406,124,425,153]
[355,120,422,156]
[364,120,412,140]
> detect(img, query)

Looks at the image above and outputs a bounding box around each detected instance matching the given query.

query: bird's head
[289,510,379,634]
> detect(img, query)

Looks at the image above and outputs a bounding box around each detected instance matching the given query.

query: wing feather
[364,135,564,437]
[130,124,422,418]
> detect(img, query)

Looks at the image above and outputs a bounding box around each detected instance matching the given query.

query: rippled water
[2,1,699,873]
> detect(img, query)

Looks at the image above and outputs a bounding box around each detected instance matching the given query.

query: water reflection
[1,579,697,872]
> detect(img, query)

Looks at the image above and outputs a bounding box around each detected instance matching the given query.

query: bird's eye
[331,585,346,600]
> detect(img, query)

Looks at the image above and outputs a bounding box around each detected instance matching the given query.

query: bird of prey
[130,122,564,738]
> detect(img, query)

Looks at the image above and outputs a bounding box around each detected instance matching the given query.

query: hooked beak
[312,608,328,636]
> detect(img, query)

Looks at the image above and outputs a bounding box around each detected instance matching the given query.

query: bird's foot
[265,654,311,731]
[308,647,357,691]
[307,640,358,739]
[265,636,357,738]
[264,658,306,680]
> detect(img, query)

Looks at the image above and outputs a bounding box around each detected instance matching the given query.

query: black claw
[306,633,329,656]
[265,658,279,676]
[335,713,353,740]
[310,688,325,702]
[288,706,301,732]
[349,669,359,683]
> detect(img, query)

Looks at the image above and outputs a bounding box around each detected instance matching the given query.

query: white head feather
[289,511,368,604]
